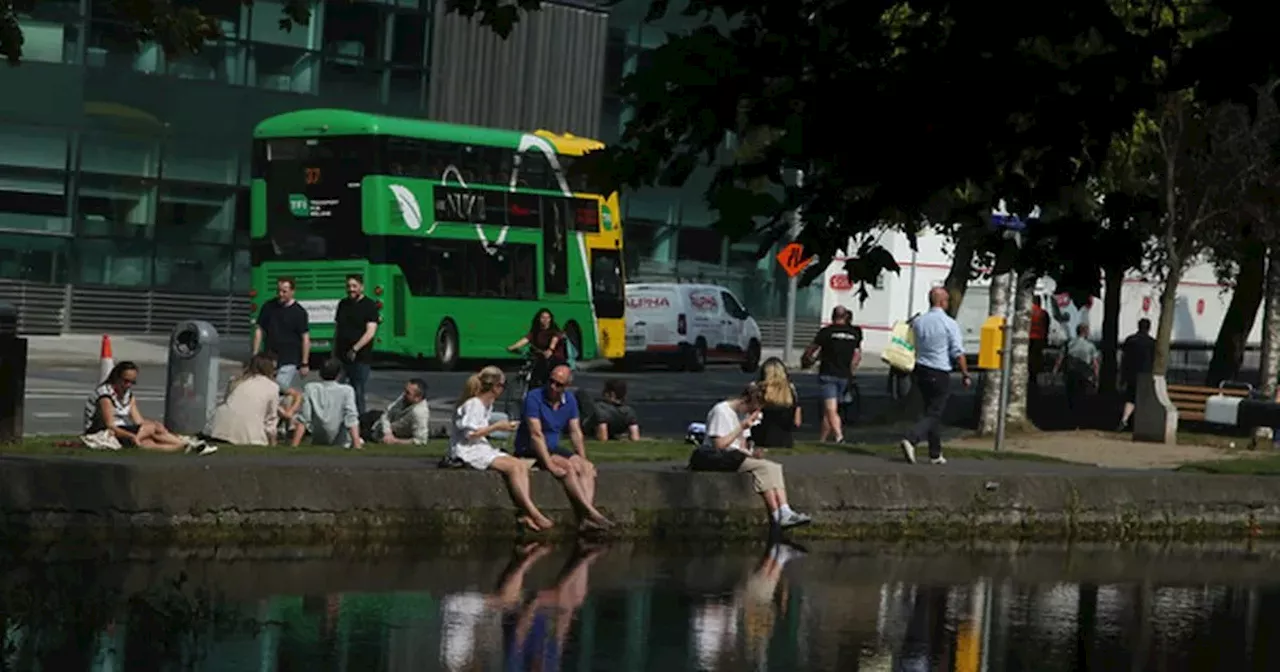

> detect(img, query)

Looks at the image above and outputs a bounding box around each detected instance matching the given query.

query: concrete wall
[2,455,1279,543]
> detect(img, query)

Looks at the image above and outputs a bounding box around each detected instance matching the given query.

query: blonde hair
[758,357,794,407]
[458,365,505,405]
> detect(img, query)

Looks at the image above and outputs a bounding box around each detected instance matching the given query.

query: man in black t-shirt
[801,305,864,442]
[334,274,380,416]
[253,277,311,389]
[1117,317,1156,431]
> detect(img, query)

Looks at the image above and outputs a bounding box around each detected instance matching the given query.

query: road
[20,361,981,442]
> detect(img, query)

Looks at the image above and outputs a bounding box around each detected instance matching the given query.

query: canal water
[1,541,1276,671]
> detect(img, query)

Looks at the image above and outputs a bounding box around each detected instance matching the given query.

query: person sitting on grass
[205,353,283,446]
[589,379,641,442]
[448,366,555,532]
[514,364,614,532]
[690,383,811,530]
[371,378,431,445]
[290,358,362,449]
[84,361,215,455]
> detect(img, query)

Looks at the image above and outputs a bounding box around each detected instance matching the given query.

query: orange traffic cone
[99,334,114,382]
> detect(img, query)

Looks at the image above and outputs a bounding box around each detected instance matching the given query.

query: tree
[1202,81,1280,386]
[572,0,1162,288]
[1147,91,1272,375]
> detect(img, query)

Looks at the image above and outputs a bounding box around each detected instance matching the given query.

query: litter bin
[164,320,220,436]
[0,302,26,443]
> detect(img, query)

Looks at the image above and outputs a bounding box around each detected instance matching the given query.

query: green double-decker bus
[248,109,627,369]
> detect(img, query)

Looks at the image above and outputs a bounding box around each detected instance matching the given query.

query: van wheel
[435,320,459,371]
[689,338,708,372]
[741,339,761,373]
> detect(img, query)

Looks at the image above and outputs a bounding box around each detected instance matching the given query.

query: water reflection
[0,543,1276,670]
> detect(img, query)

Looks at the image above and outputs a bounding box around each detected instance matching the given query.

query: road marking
[32,412,71,418]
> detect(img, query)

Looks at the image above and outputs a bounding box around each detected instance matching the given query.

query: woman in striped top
[84,361,212,454]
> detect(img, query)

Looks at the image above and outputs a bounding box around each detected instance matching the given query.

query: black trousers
[905,366,951,459]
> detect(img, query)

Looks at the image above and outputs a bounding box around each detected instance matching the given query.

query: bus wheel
[435,321,460,371]
[741,339,761,373]
[564,322,583,360]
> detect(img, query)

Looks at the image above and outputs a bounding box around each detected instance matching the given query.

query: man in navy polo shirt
[514,365,613,531]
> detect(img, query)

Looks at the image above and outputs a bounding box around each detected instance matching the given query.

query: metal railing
[0,279,251,337]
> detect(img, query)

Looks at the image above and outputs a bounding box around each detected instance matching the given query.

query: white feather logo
[388,184,423,231]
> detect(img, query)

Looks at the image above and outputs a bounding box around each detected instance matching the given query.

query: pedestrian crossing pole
[782,169,805,367]
[990,201,1035,453]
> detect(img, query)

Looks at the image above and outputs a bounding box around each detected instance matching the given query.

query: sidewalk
[25,335,251,367]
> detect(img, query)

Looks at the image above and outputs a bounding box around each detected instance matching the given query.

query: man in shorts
[801,306,863,443]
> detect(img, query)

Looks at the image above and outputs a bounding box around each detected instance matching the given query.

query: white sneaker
[930,456,947,465]
[779,510,812,529]
[899,439,917,464]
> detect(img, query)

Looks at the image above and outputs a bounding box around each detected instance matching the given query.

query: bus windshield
[254,136,373,261]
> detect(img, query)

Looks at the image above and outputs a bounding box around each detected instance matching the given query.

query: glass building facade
[0,0,819,337]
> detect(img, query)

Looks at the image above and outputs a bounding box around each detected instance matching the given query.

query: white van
[622,283,762,372]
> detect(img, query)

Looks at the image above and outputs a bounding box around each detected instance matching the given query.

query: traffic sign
[775,242,813,277]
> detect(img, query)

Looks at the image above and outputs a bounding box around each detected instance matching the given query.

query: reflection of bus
[249,109,626,369]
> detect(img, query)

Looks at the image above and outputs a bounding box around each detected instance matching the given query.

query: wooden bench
[1166,383,1250,421]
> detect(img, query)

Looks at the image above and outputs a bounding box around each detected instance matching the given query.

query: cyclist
[507,308,567,388]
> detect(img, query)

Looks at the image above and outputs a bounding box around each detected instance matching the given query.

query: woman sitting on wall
[449,366,556,532]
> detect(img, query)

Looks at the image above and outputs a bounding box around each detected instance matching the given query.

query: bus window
[542,198,569,295]
[515,148,556,191]
[555,155,592,193]
[256,135,373,261]
[590,249,625,319]
[383,137,426,177]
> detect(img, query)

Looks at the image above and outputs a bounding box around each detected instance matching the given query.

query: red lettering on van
[689,293,719,311]
[628,296,670,309]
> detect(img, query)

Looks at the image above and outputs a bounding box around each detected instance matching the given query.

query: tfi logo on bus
[289,194,310,217]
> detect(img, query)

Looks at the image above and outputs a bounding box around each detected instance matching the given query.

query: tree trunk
[1099,264,1124,394]
[977,270,1013,435]
[1152,256,1186,376]
[1256,249,1280,448]
[1206,241,1266,386]
[1258,248,1280,400]
[945,234,977,318]
[1004,273,1037,427]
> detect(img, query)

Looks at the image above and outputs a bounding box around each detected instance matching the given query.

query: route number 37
[304,167,321,185]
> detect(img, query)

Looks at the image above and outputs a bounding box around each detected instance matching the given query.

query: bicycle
[501,348,539,419]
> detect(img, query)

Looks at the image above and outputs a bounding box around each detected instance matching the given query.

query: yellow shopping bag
[880,320,916,372]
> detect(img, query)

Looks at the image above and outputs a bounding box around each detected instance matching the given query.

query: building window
[79,133,161,178]
[0,125,69,171]
[0,170,71,235]
[86,18,163,73]
[248,43,318,93]
[390,12,427,68]
[248,0,316,48]
[676,226,722,265]
[77,174,155,237]
[0,233,71,283]
[154,243,234,293]
[156,185,237,245]
[74,237,153,287]
[163,136,240,185]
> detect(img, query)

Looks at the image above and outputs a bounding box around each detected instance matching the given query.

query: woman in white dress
[450,366,555,531]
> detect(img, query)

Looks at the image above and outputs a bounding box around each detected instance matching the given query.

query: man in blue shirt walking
[900,287,972,465]
[515,364,613,530]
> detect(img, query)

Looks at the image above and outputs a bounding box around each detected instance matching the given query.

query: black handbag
[688,447,748,472]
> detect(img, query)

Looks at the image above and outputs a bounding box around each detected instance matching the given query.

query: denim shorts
[818,375,849,401]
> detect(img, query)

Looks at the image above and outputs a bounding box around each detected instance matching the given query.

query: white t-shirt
[451,397,493,451]
[702,400,748,453]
